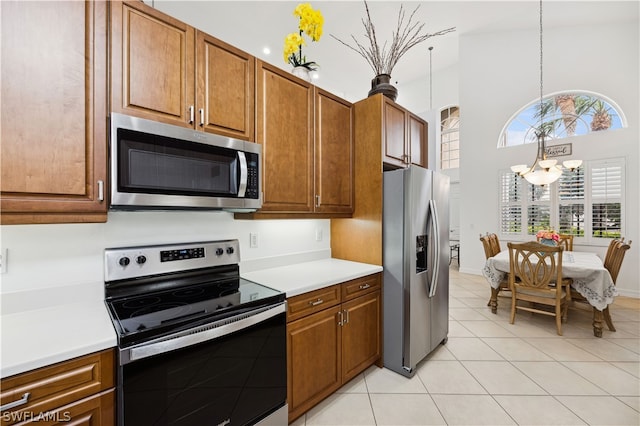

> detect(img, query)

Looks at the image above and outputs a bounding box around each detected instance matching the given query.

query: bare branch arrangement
[331,0,455,76]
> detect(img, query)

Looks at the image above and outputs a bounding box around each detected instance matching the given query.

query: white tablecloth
[482,250,616,311]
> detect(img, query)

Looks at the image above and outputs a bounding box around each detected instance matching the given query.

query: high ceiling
[153,1,638,106]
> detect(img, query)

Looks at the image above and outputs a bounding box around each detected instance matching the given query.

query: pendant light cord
[538,0,544,138]
[428,46,434,110]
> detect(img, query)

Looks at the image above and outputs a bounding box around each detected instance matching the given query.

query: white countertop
[241,258,383,297]
[1,257,381,378]
[1,300,117,378]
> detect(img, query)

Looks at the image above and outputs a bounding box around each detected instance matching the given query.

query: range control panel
[105,240,240,282]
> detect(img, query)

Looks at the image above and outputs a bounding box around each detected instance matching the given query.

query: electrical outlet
[250,233,259,248]
[315,228,323,242]
[0,248,7,274]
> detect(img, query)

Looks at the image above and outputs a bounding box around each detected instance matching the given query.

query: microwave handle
[238,152,247,197]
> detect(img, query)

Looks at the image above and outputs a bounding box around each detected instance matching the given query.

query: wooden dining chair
[557,234,574,251]
[571,238,632,332]
[480,233,510,313]
[508,241,572,335]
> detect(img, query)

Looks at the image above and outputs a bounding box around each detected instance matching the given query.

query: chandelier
[510,0,581,186]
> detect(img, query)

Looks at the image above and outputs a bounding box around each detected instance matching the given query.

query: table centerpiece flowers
[536,229,560,246]
[283,3,324,81]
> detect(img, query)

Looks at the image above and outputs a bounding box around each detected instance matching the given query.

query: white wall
[458,21,639,297]
[0,212,330,301]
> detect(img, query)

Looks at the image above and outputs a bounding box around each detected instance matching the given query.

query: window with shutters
[498,158,624,244]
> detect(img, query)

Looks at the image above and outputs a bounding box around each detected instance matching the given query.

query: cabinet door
[314,89,354,214]
[0,0,108,224]
[409,113,428,168]
[383,99,408,168]
[111,0,195,127]
[287,306,342,422]
[256,61,314,213]
[341,291,381,383]
[196,32,255,140]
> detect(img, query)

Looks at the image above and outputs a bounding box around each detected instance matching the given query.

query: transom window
[498,92,625,147]
[440,106,459,169]
[499,158,624,243]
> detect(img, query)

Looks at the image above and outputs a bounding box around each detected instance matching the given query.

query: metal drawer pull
[359,284,371,290]
[308,299,324,306]
[1,392,30,411]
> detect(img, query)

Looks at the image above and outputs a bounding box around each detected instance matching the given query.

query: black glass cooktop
[106,275,283,347]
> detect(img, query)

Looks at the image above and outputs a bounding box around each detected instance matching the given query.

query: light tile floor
[290,267,640,426]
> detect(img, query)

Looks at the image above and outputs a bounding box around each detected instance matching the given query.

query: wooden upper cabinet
[196,32,255,140]
[111,1,256,140]
[111,0,195,127]
[314,88,354,215]
[383,100,409,168]
[0,0,108,224]
[409,113,428,168]
[256,60,314,213]
[381,95,428,169]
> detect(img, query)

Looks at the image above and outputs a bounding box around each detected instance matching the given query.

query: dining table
[482,249,616,337]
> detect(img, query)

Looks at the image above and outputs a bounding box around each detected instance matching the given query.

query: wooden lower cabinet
[287,305,342,420]
[0,349,115,426]
[286,274,381,423]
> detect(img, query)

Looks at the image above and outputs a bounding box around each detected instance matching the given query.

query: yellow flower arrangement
[284,3,324,71]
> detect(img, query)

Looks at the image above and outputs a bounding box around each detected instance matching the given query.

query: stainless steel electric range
[104,240,287,426]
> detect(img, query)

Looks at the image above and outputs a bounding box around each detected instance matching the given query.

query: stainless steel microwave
[110,113,261,212]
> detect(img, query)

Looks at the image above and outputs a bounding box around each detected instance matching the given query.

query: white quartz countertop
[1,258,381,378]
[1,301,117,378]
[241,258,383,297]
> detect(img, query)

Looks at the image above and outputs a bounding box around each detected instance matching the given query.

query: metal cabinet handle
[97,180,104,202]
[188,105,194,124]
[359,283,371,290]
[315,194,320,208]
[344,309,349,324]
[338,310,343,325]
[1,392,30,411]
[199,108,204,126]
[308,298,323,306]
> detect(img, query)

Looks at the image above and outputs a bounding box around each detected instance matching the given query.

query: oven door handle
[121,303,285,365]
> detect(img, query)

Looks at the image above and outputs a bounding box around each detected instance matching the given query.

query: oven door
[117,303,286,426]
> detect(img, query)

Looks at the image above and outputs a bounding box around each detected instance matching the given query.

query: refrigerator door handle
[428,199,441,298]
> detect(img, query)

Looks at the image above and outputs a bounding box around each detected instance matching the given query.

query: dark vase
[367,74,398,101]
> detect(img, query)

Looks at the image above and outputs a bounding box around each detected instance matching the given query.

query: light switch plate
[250,233,259,248]
[0,248,7,274]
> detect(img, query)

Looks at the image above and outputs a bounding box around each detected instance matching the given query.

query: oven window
[121,312,286,426]
[117,129,238,197]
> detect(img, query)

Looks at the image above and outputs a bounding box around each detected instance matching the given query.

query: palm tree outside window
[498,91,624,147]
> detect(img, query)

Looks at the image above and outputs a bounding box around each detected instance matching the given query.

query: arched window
[498,91,625,148]
[440,106,459,169]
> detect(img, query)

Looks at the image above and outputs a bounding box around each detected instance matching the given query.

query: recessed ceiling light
[262,47,271,55]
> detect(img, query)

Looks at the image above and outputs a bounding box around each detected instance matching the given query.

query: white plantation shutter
[498,158,624,243]
[527,183,551,235]
[590,160,623,238]
[499,171,522,234]
[558,168,585,236]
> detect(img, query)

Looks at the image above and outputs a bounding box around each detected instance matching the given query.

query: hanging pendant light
[510,0,581,186]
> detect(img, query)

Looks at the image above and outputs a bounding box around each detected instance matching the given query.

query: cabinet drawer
[1,349,115,425]
[287,285,341,322]
[342,274,381,301]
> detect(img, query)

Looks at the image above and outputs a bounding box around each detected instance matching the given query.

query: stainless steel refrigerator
[383,165,449,377]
